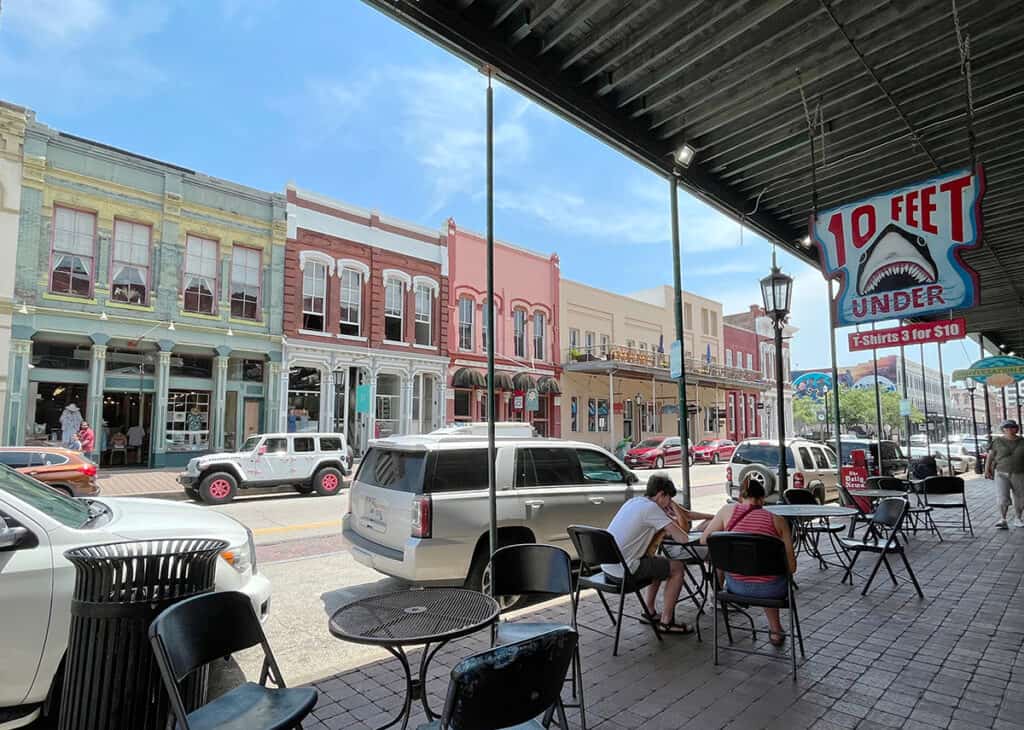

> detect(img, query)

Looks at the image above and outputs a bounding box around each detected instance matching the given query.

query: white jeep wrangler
[177,432,352,504]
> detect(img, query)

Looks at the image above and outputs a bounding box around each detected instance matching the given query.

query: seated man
[601,474,707,634]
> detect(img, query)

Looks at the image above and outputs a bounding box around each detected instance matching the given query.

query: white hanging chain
[952,0,975,113]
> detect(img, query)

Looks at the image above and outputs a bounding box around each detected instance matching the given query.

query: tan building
[559,279,766,452]
[0,102,28,433]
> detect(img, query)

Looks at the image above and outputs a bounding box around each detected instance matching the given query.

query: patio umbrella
[658,334,664,354]
[706,343,712,364]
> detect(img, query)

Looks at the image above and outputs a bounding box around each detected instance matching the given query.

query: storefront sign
[513,393,524,410]
[952,356,1024,387]
[525,389,539,412]
[814,167,984,326]
[670,340,682,379]
[847,318,966,352]
[899,399,912,417]
[355,384,371,414]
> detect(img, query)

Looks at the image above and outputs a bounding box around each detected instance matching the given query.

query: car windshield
[0,465,89,528]
[241,436,262,452]
[697,440,714,446]
[731,444,795,468]
[636,439,662,449]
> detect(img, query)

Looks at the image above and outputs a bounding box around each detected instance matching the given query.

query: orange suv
[0,447,100,497]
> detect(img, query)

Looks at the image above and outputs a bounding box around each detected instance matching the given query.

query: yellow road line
[252,519,342,535]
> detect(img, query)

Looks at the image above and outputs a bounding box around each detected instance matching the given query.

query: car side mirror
[0,519,30,551]
[626,471,639,486]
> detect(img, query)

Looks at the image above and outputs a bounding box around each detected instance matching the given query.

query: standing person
[77,422,95,455]
[701,477,797,646]
[985,420,1024,529]
[601,475,695,634]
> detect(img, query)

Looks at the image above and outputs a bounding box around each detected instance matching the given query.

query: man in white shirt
[601,474,696,634]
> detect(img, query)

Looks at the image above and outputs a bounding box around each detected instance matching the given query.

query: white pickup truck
[0,466,271,729]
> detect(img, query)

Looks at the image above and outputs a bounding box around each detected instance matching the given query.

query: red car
[690,439,736,464]
[624,437,686,469]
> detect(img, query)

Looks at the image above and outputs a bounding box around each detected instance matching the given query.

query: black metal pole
[774,318,788,490]
[920,344,931,453]
[828,280,843,468]
[823,387,830,440]
[670,174,692,509]
[1017,381,1022,425]
[1001,386,1008,421]
[969,387,981,473]
[981,340,993,438]
[871,324,884,475]
[485,71,497,583]
[899,342,911,468]
[937,344,953,475]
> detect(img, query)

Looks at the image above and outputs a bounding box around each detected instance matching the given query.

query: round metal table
[329,587,500,730]
[765,505,859,519]
[847,489,909,498]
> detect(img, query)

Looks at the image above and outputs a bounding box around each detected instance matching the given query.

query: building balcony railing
[562,345,769,387]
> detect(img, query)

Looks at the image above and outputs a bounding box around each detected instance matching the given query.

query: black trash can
[59,538,227,730]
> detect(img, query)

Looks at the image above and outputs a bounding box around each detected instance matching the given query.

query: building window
[458,297,474,351]
[230,246,261,320]
[302,261,327,331]
[183,235,218,314]
[481,302,496,352]
[513,309,527,358]
[585,331,595,354]
[684,303,693,330]
[454,389,472,421]
[533,312,546,361]
[110,219,150,304]
[701,308,710,335]
[728,394,736,433]
[597,399,609,432]
[746,352,753,370]
[710,311,718,334]
[51,206,95,297]
[415,284,432,346]
[569,328,579,350]
[287,367,321,432]
[165,390,210,452]
[587,398,596,432]
[639,342,647,352]
[600,334,610,356]
[570,396,578,432]
[376,374,401,437]
[626,339,635,350]
[339,267,362,336]
[384,280,404,341]
[725,349,733,368]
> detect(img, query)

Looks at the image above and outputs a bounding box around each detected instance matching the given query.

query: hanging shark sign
[813,167,984,326]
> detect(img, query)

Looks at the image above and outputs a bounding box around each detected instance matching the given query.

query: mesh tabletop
[847,489,908,498]
[765,505,858,519]
[329,588,499,647]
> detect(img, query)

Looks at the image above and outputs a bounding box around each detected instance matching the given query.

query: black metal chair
[839,498,924,598]
[706,532,804,679]
[566,525,662,656]
[149,591,318,730]
[782,488,847,570]
[865,476,940,540]
[922,476,973,536]
[417,628,578,730]
[837,484,874,537]
[489,544,586,729]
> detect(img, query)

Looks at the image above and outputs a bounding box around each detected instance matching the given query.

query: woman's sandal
[769,631,786,646]
[658,620,694,635]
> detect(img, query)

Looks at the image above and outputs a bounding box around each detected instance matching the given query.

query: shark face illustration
[856,223,938,296]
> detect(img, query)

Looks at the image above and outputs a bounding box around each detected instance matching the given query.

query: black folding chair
[149,591,318,730]
[417,628,578,730]
[782,488,847,570]
[489,544,586,730]
[866,476,940,540]
[922,476,973,536]
[706,532,804,679]
[839,498,924,598]
[837,484,876,537]
[566,525,662,656]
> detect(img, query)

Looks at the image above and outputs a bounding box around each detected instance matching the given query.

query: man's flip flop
[658,621,694,635]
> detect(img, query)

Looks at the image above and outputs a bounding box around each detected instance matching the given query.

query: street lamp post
[760,262,794,492]
[966,380,982,474]
[822,384,831,441]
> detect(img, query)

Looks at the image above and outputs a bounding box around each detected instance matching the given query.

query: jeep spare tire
[313,466,344,496]
[199,472,238,504]
[736,464,777,495]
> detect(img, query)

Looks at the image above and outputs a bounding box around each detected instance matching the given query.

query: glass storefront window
[170,356,213,379]
[31,343,90,371]
[105,349,156,376]
[228,358,264,382]
[454,389,471,421]
[166,390,210,452]
[375,374,401,437]
[288,367,321,432]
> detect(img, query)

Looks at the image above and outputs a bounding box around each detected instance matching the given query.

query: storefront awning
[513,372,538,391]
[452,367,487,388]
[493,372,515,390]
[537,376,561,395]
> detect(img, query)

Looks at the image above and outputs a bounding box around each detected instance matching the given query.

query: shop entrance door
[102,392,154,467]
[243,400,262,439]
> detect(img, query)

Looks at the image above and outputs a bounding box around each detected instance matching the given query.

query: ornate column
[265,359,282,433]
[322,368,336,432]
[152,346,172,464]
[211,351,230,450]
[4,339,32,446]
[86,343,108,461]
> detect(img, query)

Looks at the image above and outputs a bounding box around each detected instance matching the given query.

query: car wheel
[466,546,524,611]
[199,472,238,505]
[711,453,720,464]
[737,464,777,495]
[313,466,344,496]
[655,456,665,469]
[293,484,315,495]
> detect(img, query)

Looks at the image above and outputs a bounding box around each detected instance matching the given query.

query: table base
[378,641,449,730]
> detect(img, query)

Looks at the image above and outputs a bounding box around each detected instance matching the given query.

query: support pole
[871,323,884,475]
[774,319,788,491]
[920,345,931,454]
[828,280,843,469]
[899,340,911,469]
[969,387,981,473]
[485,71,497,582]
[937,344,953,475]
[1001,387,1008,421]
[981,341,993,439]
[670,174,692,508]
[1017,381,1022,425]
[609,372,615,452]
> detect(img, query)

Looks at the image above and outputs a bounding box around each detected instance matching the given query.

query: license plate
[360,496,387,534]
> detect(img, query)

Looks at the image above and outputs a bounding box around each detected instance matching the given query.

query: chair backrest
[783,487,818,505]
[922,475,965,496]
[870,498,907,530]
[866,476,907,492]
[837,484,871,515]
[706,532,789,578]
[567,525,626,571]
[442,628,578,730]
[149,590,266,683]
[490,544,573,598]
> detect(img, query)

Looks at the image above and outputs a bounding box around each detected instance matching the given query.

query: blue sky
[1,0,977,374]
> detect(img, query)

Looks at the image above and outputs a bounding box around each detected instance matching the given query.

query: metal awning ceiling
[364,0,1024,353]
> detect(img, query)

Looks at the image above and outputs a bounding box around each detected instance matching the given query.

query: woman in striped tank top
[701,477,797,646]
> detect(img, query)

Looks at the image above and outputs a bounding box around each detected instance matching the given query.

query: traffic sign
[670,340,682,378]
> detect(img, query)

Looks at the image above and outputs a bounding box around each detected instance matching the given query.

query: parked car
[431,422,538,438]
[0,447,99,497]
[961,435,989,469]
[839,438,908,477]
[177,432,351,504]
[624,436,687,469]
[940,439,976,473]
[908,445,951,475]
[910,434,928,447]
[0,465,270,727]
[343,435,640,608]
[725,438,840,504]
[690,439,736,464]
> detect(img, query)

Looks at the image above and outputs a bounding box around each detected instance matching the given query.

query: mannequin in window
[60,403,82,447]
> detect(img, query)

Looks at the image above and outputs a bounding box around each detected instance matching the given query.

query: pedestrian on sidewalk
[985,419,1024,529]
[78,422,95,454]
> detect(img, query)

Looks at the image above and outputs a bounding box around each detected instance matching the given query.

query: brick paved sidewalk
[302,478,1023,730]
[96,467,182,496]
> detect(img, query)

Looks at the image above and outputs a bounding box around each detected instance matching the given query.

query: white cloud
[3,0,108,43]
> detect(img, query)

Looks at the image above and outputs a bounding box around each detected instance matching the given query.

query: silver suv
[342,435,640,601]
[178,432,351,504]
[726,437,840,504]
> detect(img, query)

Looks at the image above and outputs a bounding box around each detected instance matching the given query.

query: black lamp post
[822,384,831,441]
[966,380,982,474]
[760,263,794,490]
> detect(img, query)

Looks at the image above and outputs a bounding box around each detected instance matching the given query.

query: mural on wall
[793,355,903,399]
